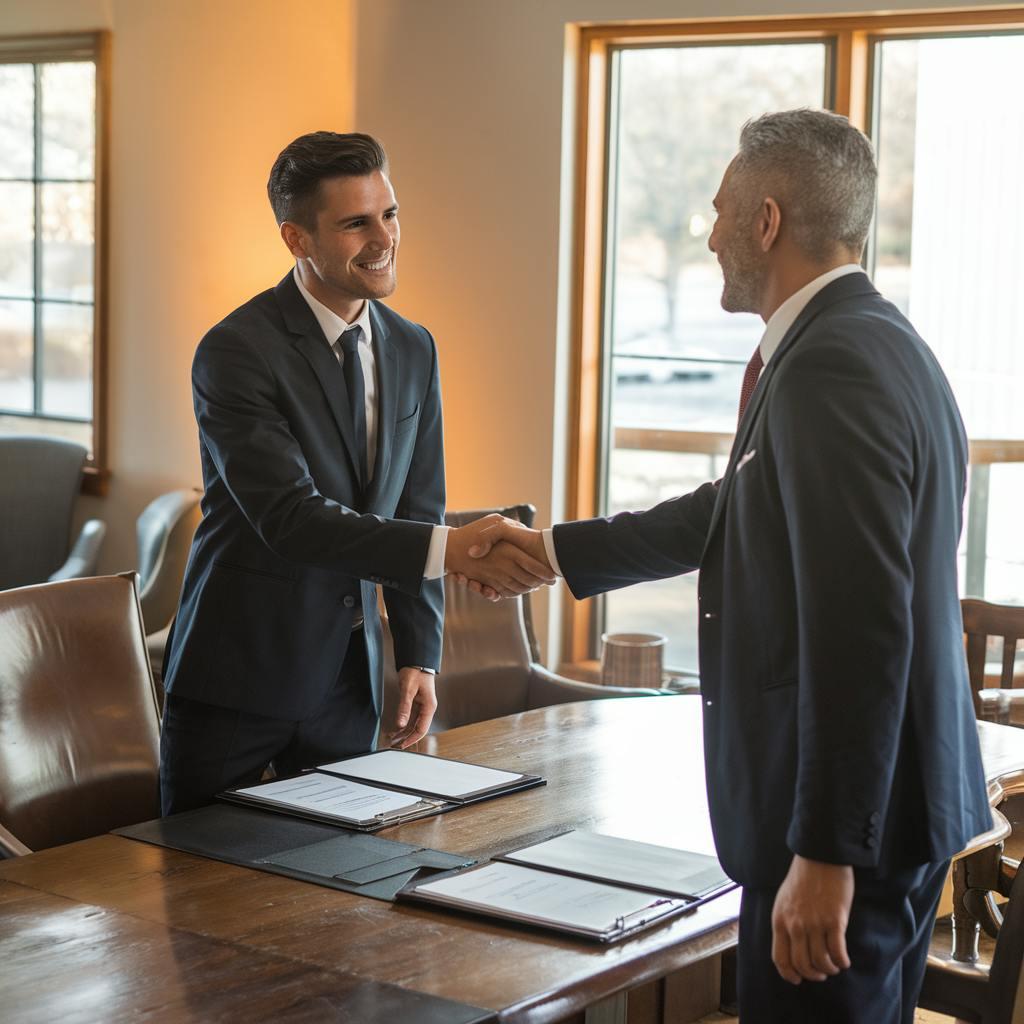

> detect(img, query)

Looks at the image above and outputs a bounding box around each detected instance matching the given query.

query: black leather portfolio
[115,803,473,901]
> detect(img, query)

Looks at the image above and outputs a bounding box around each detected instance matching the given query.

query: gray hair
[733,109,877,261]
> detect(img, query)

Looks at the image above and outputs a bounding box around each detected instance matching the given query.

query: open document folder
[220,749,544,831]
[399,829,737,942]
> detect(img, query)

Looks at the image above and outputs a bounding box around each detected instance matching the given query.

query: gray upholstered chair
[135,488,203,693]
[0,435,105,589]
[381,504,669,734]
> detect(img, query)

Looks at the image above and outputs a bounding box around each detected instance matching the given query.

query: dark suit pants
[737,859,949,1024]
[159,633,378,815]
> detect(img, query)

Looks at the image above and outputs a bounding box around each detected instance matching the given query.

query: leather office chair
[0,573,161,853]
[0,434,105,590]
[920,852,1024,1024]
[381,504,667,733]
[135,488,203,692]
[137,488,202,634]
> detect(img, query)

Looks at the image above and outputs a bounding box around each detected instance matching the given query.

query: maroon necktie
[737,345,764,425]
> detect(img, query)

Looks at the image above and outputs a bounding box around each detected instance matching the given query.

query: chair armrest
[0,822,31,858]
[48,519,106,581]
[526,663,670,708]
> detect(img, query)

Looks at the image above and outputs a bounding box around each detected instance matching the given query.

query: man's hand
[446,514,555,600]
[386,667,437,749]
[771,855,854,984]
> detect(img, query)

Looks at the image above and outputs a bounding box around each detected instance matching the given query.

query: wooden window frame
[0,31,111,495]
[564,6,1024,666]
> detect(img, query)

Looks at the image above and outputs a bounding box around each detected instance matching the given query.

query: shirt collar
[292,267,374,347]
[759,264,863,366]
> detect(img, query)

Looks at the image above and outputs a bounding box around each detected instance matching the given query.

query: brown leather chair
[920,850,1024,1024]
[381,505,667,733]
[0,573,161,853]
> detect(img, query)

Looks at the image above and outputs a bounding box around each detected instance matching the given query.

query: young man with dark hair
[160,131,551,813]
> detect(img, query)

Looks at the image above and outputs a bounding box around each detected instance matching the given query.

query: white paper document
[411,861,684,937]
[320,749,524,800]
[233,771,425,822]
[502,830,731,898]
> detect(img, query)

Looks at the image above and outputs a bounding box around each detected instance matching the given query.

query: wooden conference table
[2,695,1023,1024]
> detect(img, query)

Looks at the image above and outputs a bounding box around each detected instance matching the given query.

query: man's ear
[758,197,782,253]
[280,221,309,259]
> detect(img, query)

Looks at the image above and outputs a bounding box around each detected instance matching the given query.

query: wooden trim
[834,30,871,128]
[562,31,610,663]
[564,7,1024,663]
[90,30,111,494]
[612,426,1024,467]
[576,8,1024,41]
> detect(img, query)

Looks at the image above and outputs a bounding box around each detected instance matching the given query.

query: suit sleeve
[193,323,432,596]
[381,330,445,671]
[552,482,719,600]
[771,341,915,867]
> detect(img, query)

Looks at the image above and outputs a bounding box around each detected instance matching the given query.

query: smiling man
[160,132,551,813]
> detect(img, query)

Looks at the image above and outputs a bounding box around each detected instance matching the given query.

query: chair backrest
[0,573,161,853]
[963,598,1024,717]
[0,434,88,590]
[136,488,203,634]
[381,504,542,731]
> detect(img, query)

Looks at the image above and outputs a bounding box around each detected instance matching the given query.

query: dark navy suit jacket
[163,271,445,721]
[554,272,991,888]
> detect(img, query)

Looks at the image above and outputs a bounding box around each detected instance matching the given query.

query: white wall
[0,0,354,574]
[353,0,994,659]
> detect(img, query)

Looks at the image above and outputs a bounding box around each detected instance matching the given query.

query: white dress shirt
[541,263,865,577]
[293,269,448,580]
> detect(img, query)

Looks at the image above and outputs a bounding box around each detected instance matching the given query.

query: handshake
[444,515,554,601]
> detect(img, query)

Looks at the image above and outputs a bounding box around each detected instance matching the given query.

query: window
[0,33,109,492]
[567,10,1024,672]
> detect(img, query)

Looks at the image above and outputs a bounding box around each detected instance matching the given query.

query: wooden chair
[381,504,668,732]
[920,839,1024,1024]
[0,573,161,854]
[963,598,1024,718]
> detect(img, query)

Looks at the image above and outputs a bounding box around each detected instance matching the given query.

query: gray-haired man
[466,110,990,1023]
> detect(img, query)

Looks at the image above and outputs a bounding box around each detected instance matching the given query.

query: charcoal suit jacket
[163,271,445,721]
[553,272,991,888]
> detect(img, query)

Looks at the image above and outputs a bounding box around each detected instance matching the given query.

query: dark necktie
[338,326,368,485]
[737,345,764,425]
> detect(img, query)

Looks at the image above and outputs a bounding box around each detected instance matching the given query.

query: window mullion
[31,62,43,418]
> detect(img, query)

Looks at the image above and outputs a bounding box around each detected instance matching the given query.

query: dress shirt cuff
[423,524,449,580]
[542,528,564,578]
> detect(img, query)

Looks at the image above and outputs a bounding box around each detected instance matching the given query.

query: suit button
[342,595,356,608]
[703,612,717,620]
[705,700,713,707]
[864,836,877,849]
[869,811,881,824]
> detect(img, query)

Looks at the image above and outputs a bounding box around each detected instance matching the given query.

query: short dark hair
[267,131,389,229]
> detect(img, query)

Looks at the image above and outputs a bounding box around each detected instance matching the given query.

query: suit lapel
[365,304,398,507]
[275,272,363,482]
[704,272,879,544]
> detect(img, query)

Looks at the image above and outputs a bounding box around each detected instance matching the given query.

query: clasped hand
[445,514,554,600]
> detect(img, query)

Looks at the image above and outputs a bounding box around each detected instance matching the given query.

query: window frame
[564,6,1024,667]
[0,31,111,495]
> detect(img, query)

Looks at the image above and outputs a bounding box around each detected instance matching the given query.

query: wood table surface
[2,695,1023,1024]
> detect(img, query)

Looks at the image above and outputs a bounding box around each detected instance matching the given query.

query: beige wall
[0,0,354,573]
[353,0,992,659]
